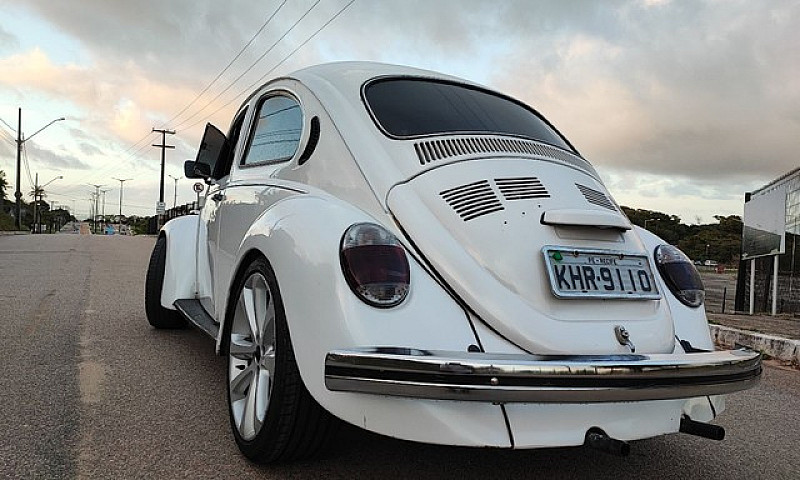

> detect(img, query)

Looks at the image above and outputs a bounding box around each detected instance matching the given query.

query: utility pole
[152,128,175,228]
[88,196,95,232]
[33,173,38,234]
[51,200,58,233]
[168,175,181,209]
[113,177,131,234]
[89,184,103,234]
[101,189,110,233]
[13,109,64,230]
[14,108,21,230]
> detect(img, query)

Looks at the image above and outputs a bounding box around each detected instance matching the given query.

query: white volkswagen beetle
[145,62,761,463]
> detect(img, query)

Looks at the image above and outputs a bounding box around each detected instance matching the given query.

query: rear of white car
[298,64,761,452]
[150,62,761,462]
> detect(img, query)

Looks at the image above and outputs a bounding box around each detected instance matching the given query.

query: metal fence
[146,202,199,234]
[736,238,800,314]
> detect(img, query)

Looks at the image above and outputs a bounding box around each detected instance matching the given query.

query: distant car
[144,62,761,463]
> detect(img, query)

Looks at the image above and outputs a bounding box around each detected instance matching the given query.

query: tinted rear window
[365,78,572,151]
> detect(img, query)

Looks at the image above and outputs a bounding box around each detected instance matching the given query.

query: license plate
[542,247,661,300]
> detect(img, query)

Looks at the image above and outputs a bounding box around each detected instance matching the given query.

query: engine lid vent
[440,180,504,221]
[414,136,593,175]
[495,177,550,200]
[576,183,616,211]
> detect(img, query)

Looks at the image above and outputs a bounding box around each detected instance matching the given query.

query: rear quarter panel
[225,194,509,445]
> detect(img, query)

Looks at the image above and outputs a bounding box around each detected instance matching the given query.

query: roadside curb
[0,231,30,236]
[710,324,800,365]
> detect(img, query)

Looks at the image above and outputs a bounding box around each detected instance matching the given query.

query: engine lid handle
[541,209,631,230]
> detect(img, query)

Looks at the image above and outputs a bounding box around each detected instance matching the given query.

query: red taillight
[340,223,410,307]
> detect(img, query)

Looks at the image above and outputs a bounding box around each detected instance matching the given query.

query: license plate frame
[542,246,661,300]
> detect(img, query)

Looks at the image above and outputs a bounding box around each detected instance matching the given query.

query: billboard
[742,186,786,260]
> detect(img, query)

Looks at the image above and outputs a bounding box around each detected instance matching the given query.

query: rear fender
[219,195,484,432]
[635,226,714,351]
[160,215,200,309]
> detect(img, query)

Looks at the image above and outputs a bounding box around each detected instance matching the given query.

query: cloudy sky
[0,0,797,222]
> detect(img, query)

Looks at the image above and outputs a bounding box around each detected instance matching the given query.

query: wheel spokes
[255,369,271,425]
[242,283,261,344]
[262,296,276,349]
[239,367,261,439]
[228,270,278,442]
[261,346,276,373]
[230,362,257,397]
[229,333,257,360]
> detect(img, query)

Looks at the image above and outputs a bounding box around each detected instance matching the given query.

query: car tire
[144,235,185,329]
[226,256,338,464]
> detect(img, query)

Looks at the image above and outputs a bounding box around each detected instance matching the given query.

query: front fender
[160,215,199,309]
[221,195,510,445]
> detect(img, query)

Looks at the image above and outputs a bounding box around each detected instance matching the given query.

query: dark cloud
[69,127,91,141]
[19,1,318,88]
[490,0,800,183]
[24,141,91,171]
[79,142,103,157]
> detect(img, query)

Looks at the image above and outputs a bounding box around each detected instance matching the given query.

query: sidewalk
[707,312,800,365]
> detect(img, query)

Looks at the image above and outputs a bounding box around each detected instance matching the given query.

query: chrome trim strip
[324,348,762,403]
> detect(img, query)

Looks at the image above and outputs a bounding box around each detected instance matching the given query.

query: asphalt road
[1,234,798,479]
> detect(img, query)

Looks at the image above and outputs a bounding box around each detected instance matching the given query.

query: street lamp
[13,110,66,230]
[113,177,132,234]
[42,175,63,189]
[168,175,181,209]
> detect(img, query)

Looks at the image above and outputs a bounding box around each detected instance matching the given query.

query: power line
[119,131,156,157]
[174,0,323,130]
[161,0,288,128]
[0,119,15,144]
[0,117,16,134]
[183,0,356,132]
[46,190,87,201]
[21,143,34,189]
[75,131,160,188]
[64,133,158,189]
[0,128,14,145]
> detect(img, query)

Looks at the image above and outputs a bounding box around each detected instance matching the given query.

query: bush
[0,211,16,231]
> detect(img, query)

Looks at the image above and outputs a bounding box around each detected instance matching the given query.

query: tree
[0,170,7,201]
[29,184,45,201]
[621,206,742,265]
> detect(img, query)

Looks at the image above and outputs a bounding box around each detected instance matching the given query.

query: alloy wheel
[228,272,276,441]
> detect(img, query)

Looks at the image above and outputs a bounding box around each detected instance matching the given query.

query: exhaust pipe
[584,429,630,457]
[679,417,725,441]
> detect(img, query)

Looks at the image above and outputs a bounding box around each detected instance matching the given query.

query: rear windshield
[364,78,573,152]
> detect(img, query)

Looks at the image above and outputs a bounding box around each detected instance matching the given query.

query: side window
[241,94,303,166]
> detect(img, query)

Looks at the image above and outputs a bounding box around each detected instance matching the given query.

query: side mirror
[193,123,227,179]
[184,160,211,179]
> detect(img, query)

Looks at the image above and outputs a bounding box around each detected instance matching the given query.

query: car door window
[241,94,303,166]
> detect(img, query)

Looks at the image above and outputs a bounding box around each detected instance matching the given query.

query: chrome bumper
[324,347,762,403]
